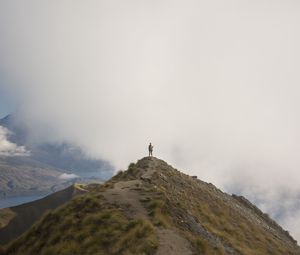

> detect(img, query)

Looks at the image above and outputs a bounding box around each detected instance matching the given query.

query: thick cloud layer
[0,126,29,156]
[1,0,300,240]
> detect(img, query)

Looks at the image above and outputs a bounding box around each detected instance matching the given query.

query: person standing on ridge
[148,143,153,157]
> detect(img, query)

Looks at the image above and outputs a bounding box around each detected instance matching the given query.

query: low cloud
[0,126,30,156]
[2,0,300,241]
[58,173,79,180]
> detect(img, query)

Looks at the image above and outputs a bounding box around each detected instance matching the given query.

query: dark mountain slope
[2,157,299,255]
[0,184,86,245]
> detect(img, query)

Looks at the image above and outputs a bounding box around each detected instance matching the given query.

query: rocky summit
[1,157,299,255]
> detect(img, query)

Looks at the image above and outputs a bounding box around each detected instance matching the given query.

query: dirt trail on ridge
[103,158,193,255]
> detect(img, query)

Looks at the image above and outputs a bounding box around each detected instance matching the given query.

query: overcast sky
[1,0,300,240]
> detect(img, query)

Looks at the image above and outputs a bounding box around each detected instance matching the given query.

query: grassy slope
[0,209,15,229]
[5,190,158,255]
[3,157,300,255]
[0,184,83,245]
[112,158,300,255]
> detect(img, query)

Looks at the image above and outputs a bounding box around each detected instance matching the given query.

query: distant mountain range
[0,114,114,198]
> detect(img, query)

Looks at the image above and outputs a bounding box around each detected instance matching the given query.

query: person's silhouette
[148,143,153,157]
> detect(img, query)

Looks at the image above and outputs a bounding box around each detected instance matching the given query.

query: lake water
[0,195,46,209]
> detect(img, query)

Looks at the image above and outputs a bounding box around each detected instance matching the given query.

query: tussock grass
[142,158,299,255]
[4,157,299,255]
[143,197,171,228]
[5,194,158,255]
[0,208,15,228]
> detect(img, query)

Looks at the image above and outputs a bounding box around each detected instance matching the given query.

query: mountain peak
[2,157,300,255]
[137,156,170,170]
[0,114,12,124]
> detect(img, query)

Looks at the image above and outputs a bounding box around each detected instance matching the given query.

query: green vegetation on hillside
[2,157,300,255]
[5,193,158,255]
[0,184,82,246]
[135,158,299,255]
[0,209,15,228]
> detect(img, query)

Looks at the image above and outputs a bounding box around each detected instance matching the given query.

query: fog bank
[1,0,300,240]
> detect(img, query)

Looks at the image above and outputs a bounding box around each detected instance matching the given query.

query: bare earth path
[103,180,147,219]
[103,159,193,255]
[156,229,193,255]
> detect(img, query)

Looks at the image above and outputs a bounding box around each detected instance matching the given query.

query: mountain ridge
[1,157,299,254]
